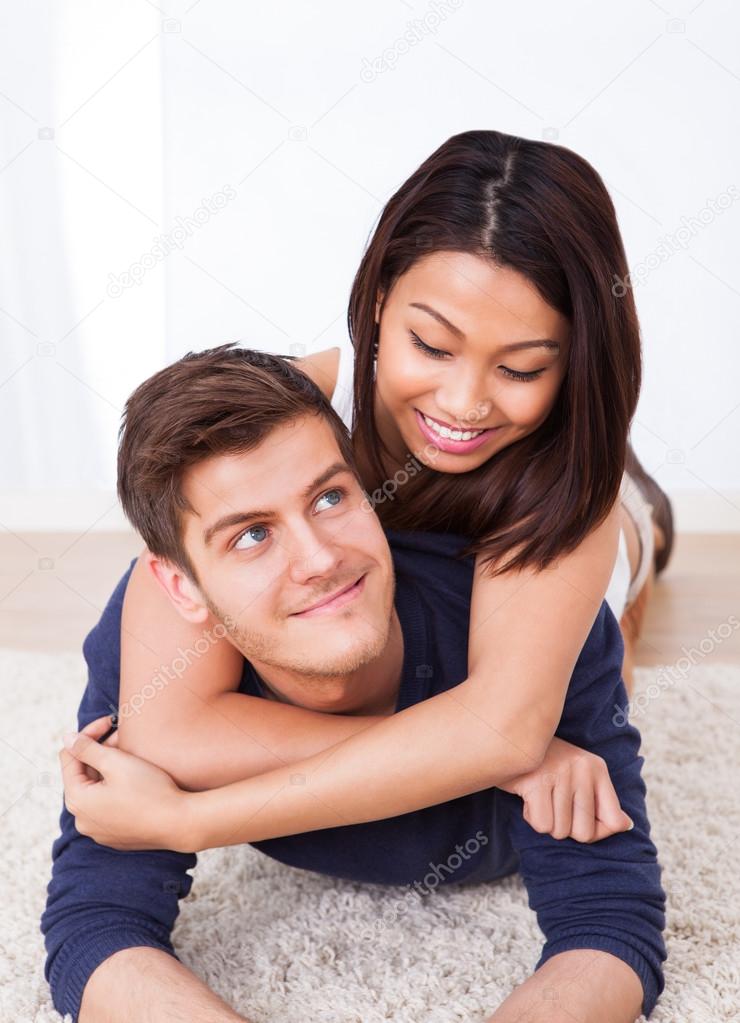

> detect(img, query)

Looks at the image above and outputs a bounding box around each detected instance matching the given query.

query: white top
[331,344,355,431]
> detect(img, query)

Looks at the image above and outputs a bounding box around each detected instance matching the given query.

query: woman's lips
[291,574,366,618]
[414,409,498,454]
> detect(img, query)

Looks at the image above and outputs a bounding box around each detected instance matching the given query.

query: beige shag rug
[2,649,739,1022]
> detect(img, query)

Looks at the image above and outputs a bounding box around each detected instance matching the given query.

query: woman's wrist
[175,790,210,854]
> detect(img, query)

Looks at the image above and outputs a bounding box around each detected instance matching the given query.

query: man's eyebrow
[202,460,353,547]
[409,302,560,353]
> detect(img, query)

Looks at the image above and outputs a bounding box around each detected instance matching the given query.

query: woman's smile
[414,408,500,454]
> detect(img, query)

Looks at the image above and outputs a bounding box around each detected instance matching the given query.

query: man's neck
[252,607,404,717]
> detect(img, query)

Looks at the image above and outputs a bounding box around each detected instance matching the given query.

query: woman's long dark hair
[347,130,641,575]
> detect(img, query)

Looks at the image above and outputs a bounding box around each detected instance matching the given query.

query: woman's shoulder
[295,345,354,431]
[294,347,341,400]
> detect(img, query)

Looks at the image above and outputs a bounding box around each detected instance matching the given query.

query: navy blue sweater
[41,530,666,1019]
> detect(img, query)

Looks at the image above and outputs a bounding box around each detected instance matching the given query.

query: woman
[111,129,671,838]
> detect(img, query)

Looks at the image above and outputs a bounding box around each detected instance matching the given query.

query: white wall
[1,0,738,531]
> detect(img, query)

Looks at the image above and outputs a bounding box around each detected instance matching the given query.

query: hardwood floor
[0,531,738,665]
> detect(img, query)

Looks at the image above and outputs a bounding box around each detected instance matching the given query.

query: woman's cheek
[502,382,556,429]
[379,352,426,406]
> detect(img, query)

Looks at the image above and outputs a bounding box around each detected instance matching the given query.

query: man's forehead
[180,424,355,551]
[184,416,340,511]
[184,448,290,516]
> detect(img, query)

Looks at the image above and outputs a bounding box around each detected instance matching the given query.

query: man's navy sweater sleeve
[40,565,197,1023]
[504,604,667,1018]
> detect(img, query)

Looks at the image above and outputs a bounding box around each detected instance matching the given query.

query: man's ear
[147,552,210,624]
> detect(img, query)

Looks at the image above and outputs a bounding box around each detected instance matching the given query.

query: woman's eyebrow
[499,339,561,353]
[410,302,466,338]
[408,302,560,352]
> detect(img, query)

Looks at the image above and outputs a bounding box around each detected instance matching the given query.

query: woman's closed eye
[409,330,449,360]
[499,366,546,382]
[409,330,546,382]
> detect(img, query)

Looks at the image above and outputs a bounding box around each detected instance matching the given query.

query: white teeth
[422,414,483,442]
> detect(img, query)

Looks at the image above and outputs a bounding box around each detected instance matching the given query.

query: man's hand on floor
[59,715,194,852]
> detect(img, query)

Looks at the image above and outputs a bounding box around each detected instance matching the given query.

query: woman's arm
[117,345,378,791]
[118,552,384,791]
[180,502,622,847]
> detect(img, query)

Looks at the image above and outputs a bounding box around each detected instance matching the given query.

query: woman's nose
[435,382,492,426]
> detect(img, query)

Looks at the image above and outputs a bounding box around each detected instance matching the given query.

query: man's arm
[41,570,209,1022]
[498,604,667,1020]
[43,716,200,1020]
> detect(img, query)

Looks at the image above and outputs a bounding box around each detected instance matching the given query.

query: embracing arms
[112,498,622,844]
[117,552,385,791]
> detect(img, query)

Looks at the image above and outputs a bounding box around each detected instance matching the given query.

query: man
[42,346,666,1022]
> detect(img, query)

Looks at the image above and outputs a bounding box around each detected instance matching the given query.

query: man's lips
[290,574,367,618]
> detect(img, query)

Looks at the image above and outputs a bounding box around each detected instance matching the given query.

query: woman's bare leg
[618,509,665,698]
[617,446,673,699]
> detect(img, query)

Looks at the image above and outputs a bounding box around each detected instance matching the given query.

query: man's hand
[59,715,194,853]
[498,737,634,843]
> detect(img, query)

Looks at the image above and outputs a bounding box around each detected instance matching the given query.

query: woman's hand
[59,714,196,853]
[499,737,634,843]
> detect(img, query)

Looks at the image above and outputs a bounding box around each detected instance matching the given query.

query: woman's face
[373,251,571,475]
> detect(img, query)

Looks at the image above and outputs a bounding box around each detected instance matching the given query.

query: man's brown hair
[117,343,356,580]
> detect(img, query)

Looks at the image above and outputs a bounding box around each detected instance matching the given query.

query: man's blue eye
[234,524,269,550]
[315,488,344,512]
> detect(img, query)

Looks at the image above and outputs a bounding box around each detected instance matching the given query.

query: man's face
[180,414,396,694]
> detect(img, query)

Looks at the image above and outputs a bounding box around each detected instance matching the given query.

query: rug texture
[1,650,739,1022]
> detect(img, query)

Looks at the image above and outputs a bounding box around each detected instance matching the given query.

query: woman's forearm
[168,692,385,791]
[185,675,543,850]
[118,552,385,792]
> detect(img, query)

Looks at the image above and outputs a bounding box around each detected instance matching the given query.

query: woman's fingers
[521,773,555,835]
[58,748,97,817]
[571,782,596,843]
[551,770,574,840]
[594,770,633,836]
[521,755,633,843]
[58,747,88,787]
[79,714,117,740]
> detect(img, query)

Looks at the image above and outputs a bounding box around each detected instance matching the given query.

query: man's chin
[283,636,387,679]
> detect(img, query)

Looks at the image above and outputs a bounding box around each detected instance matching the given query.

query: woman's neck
[361,390,412,484]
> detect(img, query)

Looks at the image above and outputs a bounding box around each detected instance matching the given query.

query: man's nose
[286,524,342,585]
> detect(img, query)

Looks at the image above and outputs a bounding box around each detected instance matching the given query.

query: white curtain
[0,1,165,499]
